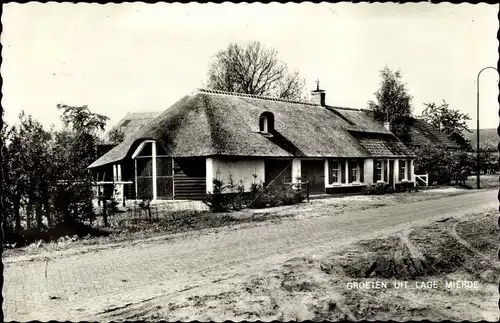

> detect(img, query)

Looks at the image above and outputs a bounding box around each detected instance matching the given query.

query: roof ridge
[196,88,318,106]
[327,105,360,111]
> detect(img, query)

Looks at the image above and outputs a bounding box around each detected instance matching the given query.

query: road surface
[3,189,497,321]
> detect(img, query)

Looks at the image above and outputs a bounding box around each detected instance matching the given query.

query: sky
[2,3,499,133]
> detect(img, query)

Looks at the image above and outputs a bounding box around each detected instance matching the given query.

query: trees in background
[1,105,108,240]
[53,104,108,223]
[206,41,306,100]
[421,100,472,151]
[108,127,125,144]
[3,113,53,232]
[368,67,414,144]
[413,144,474,186]
[417,100,497,179]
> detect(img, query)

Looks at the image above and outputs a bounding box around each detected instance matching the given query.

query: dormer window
[259,112,274,134]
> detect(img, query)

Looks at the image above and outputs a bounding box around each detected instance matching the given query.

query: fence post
[306,181,310,202]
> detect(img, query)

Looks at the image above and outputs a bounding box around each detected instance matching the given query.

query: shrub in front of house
[205,178,305,212]
[250,184,305,208]
[204,178,231,212]
[395,181,417,193]
[362,183,392,195]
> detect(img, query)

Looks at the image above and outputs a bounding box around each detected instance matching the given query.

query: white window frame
[331,160,340,184]
[399,159,407,182]
[132,140,158,200]
[260,116,268,133]
[401,160,409,182]
[350,160,360,183]
[375,160,384,182]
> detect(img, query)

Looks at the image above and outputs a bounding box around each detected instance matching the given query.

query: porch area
[93,141,207,204]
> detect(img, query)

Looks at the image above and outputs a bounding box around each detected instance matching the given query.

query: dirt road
[4,189,497,321]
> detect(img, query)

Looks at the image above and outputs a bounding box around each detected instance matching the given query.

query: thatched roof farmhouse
[89,88,419,201]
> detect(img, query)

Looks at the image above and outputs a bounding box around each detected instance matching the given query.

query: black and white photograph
[1,2,499,321]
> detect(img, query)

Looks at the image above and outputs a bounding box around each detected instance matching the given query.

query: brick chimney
[310,79,326,106]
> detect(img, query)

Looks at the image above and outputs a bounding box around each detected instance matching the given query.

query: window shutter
[359,160,364,183]
[340,160,346,184]
[328,159,333,184]
[383,160,388,182]
[347,160,352,183]
[407,160,412,181]
[373,160,377,183]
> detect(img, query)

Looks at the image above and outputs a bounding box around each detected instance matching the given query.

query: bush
[395,182,417,193]
[205,178,305,212]
[414,145,476,187]
[249,184,304,208]
[3,216,110,247]
[204,178,230,212]
[362,183,392,195]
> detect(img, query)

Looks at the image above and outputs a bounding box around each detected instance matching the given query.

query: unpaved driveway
[3,189,497,321]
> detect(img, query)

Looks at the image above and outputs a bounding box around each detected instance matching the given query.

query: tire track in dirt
[397,231,429,276]
[448,218,500,269]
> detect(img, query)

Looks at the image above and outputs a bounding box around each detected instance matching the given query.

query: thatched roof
[89,89,414,168]
[350,133,416,158]
[341,108,459,150]
[326,107,393,134]
[104,111,162,143]
[408,118,459,149]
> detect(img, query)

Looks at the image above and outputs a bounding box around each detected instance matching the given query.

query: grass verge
[3,188,481,260]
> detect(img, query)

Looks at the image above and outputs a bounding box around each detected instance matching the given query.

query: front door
[301,160,325,194]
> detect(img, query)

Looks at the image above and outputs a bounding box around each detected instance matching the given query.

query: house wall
[292,159,301,183]
[210,157,265,193]
[410,159,415,182]
[394,159,400,185]
[364,159,374,185]
[206,158,213,194]
[173,158,205,200]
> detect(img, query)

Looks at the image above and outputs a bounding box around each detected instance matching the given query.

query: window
[375,160,383,182]
[399,160,407,181]
[137,142,153,157]
[331,160,340,183]
[350,160,359,183]
[259,116,268,133]
[259,112,274,133]
[121,119,131,127]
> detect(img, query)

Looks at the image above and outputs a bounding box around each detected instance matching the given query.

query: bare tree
[206,41,306,100]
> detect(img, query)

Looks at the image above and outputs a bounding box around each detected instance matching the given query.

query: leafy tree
[414,144,475,185]
[206,41,306,100]
[1,104,111,245]
[368,67,413,144]
[2,113,53,230]
[54,104,108,222]
[421,100,472,151]
[108,127,125,144]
